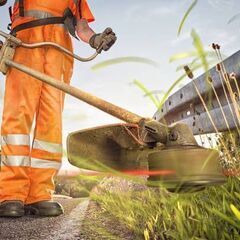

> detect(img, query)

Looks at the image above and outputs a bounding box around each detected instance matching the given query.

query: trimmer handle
[0,30,99,62]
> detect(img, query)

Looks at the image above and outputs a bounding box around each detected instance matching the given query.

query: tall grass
[91,178,240,239]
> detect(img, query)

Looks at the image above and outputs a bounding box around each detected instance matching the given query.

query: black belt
[11,17,64,35]
[10,8,78,39]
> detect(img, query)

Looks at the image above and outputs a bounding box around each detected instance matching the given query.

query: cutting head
[67,122,226,192]
[147,146,226,192]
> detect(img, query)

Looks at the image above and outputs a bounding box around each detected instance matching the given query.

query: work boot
[25,201,64,217]
[0,200,24,217]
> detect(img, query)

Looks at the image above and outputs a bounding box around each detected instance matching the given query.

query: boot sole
[0,210,24,218]
[25,207,63,217]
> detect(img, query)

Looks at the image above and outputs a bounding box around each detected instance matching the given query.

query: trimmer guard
[67,123,159,172]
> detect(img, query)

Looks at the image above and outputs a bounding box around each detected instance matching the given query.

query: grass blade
[210,208,240,229]
[158,63,204,110]
[228,13,240,24]
[133,80,160,108]
[91,57,160,71]
[191,29,209,73]
[230,204,240,221]
[169,51,199,63]
[177,0,198,36]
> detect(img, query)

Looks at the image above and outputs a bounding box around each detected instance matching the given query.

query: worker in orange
[0,0,116,217]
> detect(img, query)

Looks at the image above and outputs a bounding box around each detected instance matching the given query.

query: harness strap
[8,6,13,30]
[78,0,82,19]
[63,7,78,39]
[10,8,79,40]
[8,6,12,20]
[19,0,24,17]
[10,17,65,35]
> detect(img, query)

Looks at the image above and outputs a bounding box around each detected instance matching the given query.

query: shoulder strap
[78,0,82,19]
[10,9,79,40]
[8,6,12,20]
[19,0,24,17]
[63,7,79,40]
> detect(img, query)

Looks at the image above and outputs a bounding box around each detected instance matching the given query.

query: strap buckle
[63,8,79,40]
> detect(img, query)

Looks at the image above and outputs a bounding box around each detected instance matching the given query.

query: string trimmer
[0,31,226,192]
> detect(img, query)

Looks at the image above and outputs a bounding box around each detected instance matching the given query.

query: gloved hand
[89,28,117,53]
[0,0,7,6]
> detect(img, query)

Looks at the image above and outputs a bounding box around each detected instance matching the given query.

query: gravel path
[0,198,89,240]
[80,201,136,240]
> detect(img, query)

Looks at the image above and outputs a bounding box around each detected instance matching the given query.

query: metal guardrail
[154,50,240,135]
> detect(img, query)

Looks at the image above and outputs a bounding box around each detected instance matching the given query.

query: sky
[0,0,240,171]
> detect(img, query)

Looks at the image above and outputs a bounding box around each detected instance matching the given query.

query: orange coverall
[0,0,94,204]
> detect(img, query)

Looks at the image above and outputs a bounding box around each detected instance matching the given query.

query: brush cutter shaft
[0,30,169,143]
[5,59,143,124]
[0,30,143,123]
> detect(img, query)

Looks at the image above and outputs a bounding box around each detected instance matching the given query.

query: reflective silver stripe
[1,134,30,147]
[14,0,79,7]
[31,158,61,170]
[23,10,59,19]
[14,1,77,7]
[1,155,30,167]
[33,139,62,154]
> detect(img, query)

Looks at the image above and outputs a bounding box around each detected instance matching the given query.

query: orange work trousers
[0,25,73,204]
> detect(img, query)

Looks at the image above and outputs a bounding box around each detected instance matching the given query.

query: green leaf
[91,57,160,71]
[177,0,198,36]
[230,204,240,221]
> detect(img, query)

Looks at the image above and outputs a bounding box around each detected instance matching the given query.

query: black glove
[89,28,117,53]
[0,0,7,6]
